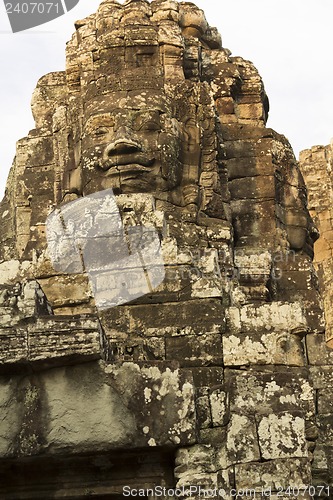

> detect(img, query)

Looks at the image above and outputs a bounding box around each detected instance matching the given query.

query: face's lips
[102,165,152,177]
[98,152,156,171]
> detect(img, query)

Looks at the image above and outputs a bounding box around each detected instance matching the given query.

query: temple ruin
[0,0,332,497]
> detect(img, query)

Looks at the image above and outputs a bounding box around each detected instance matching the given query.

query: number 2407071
[5,3,60,14]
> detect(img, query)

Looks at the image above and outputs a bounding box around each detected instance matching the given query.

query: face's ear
[68,168,83,197]
[184,117,200,150]
[181,117,201,162]
[175,116,201,208]
[59,167,82,204]
[59,126,83,202]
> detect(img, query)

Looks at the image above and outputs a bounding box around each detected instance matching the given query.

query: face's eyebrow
[84,113,115,129]
[134,109,161,119]
[135,107,164,114]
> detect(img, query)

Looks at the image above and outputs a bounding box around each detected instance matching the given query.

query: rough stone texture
[234,459,312,490]
[299,142,333,494]
[0,360,195,465]
[0,0,331,496]
[0,449,176,498]
[299,143,333,346]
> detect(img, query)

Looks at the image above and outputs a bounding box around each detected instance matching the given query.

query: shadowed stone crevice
[0,448,175,499]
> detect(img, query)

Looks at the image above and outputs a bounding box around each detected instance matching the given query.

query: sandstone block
[0,316,103,370]
[28,318,102,365]
[229,176,275,200]
[0,360,195,459]
[210,386,228,426]
[128,299,226,336]
[230,198,275,218]
[105,361,196,447]
[216,96,234,115]
[0,328,27,365]
[224,140,255,159]
[309,366,333,390]
[175,444,217,475]
[38,274,91,309]
[217,413,260,467]
[166,334,222,367]
[234,249,272,277]
[306,333,333,365]
[228,371,315,418]
[257,412,308,460]
[227,302,307,335]
[317,390,333,414]
[236,102,264,120]
[191,366,224,388]
[227,156,273,179]
[234,459,312,491]
[24,137,54,167]
[317,415,333,445]
[199,427,227,446]
[223,331,305,367]
[195,394,212,429]
[108,335,165,362]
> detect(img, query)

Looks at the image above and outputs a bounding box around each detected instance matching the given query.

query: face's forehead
[83,91,170,121]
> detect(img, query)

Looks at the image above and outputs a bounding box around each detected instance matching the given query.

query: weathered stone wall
[298,143,333,494]
[0,0,332,497]
[300,142,333,346]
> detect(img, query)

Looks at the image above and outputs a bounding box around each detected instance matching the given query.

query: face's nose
[104,125,142,157]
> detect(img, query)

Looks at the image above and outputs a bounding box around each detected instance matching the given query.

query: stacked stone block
[0,0,331,496]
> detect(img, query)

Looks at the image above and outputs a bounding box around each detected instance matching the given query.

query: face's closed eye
[134,110,161,132]
[92,127,110,137]
[84,114,115,138]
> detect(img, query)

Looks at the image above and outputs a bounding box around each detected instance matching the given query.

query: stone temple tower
[0,0,332,496]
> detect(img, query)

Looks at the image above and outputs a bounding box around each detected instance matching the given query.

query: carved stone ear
[179,117,201,175]
[183,117,200,153]
[60,127,83,200]
[173,117,201,208]
[69,168,82,195]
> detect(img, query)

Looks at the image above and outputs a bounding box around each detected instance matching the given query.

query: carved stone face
[79,95,185,197]
[279,166,318,252]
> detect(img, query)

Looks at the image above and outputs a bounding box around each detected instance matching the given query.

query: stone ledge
[0,316,104,371]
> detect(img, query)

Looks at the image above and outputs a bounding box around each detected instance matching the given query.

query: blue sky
[0,0,332,198]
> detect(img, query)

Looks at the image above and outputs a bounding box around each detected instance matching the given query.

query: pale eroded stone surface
[300,142,333,345]
[0,0,330,496]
